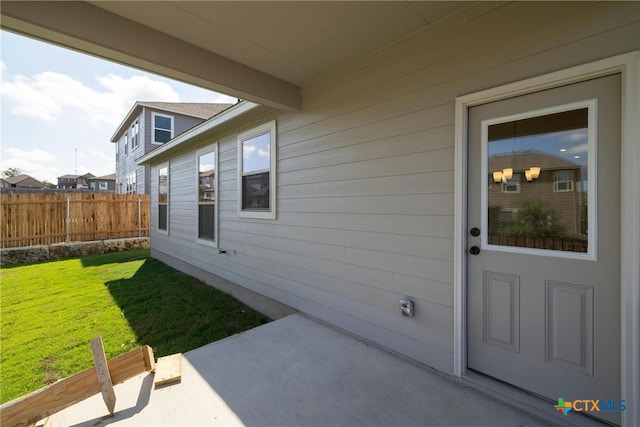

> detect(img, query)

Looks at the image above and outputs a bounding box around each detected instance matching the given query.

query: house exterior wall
[88,179,116,192]
[116,108,206,193]
[148,2,639,374]
[115,111,143,194]
[142,108,205,154]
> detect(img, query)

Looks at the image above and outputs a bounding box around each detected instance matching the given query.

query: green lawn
[0,249,270,404]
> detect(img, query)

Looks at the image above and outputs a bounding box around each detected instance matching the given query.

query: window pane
[155,115,171,130]
[198,204,215,240]
[159,205,167,231]
[242,132,270,173]
[198,151,215,203]
[158,166,168,203]
[242,172,269,210]
[487,108,589,253]
[155,129,171,143]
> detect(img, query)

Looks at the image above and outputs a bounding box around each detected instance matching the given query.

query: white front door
[467,74,621,424]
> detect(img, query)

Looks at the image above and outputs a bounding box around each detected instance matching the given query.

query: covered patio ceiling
[0,1,474,111]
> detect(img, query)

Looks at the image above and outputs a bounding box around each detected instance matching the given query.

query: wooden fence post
[65,197,70,243]
[138,198,141,238]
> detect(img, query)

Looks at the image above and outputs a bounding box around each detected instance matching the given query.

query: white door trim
[453,51,640,426]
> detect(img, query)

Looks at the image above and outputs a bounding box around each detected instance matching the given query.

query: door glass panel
[198,150,216,241]
[485,106,591,253]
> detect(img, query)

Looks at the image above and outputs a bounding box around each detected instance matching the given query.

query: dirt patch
[42,357,61,385]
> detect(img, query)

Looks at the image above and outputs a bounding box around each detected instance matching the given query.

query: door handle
[469,246,480,255]
[470,227,480,237]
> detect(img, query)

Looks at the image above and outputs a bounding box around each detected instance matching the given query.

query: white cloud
[258,147,270,158]
[243,144,257,158]
[1,147,60,183]
[0,71,179,127]
[565,143,588,155]
[1,146,115,183]
[561,129,588,142]
[244,144,270,159]
[0,59,232,184]
[5,147,56,163]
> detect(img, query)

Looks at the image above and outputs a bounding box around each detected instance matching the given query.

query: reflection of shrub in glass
[500,198,567,238]
[491,198,587,253]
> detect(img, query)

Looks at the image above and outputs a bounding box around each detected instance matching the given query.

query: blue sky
[488,129,589,166]
[0,30,237,183]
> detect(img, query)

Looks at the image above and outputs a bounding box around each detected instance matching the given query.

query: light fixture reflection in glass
[530,167,540,179]
[524,167,541,182]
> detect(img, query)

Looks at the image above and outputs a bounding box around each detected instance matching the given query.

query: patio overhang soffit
[0,1,301,111]
[0,1,475,112]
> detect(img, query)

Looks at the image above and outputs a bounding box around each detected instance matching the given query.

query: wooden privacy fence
[1,193,150,248]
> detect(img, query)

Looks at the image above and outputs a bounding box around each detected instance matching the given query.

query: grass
[0,249,270,404]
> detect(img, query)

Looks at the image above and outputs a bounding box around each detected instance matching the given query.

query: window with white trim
[158,164,169,233]
[152,112,173,144]
[501,174,521,193]
[238,121,276,219]
[131,120,140,149]
[553,170,574,192]
[126,172,137,194]
[197,145,217,245]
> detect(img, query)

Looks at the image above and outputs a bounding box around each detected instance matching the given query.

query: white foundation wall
[149,2,640,374]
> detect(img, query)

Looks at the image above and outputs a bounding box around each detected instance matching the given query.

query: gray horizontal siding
[148,1,640,375]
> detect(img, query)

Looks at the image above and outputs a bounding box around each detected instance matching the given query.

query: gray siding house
[4,2,638,426]
[57,173,94,189]
[87,173,116,192]
[110,102,232,194]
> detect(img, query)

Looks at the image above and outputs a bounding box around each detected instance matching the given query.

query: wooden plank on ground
[91,337,116,414]
[142,345,155,373]
[0,345,155,427]
[108,346,154,384]
[154,353,182,387]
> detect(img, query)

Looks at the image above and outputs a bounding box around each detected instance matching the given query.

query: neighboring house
[3,174,45,189]
[110,102,233,195]
[87,173,116,192]
[57,173,95,189]
[0,178,10,189]
[6,3,638,425]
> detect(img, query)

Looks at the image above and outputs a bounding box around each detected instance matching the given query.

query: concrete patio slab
[41,314,553,427]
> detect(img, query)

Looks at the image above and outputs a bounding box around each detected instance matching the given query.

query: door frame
[453,51,639,426]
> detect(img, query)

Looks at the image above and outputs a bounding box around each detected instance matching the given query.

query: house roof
[89,173,116,181]
[488,151,582,173]
[57,174,80,179]
[0,1,477,111]
[110,102,234,142]
[138,101,262,166]
[141,102,233,118]
[5,174,39,184]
